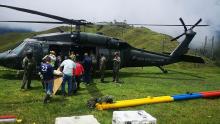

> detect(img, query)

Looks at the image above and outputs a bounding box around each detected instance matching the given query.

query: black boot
[44,94,50,104]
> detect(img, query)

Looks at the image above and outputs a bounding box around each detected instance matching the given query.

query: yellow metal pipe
[96,96,174,110]
[114,96,157,103]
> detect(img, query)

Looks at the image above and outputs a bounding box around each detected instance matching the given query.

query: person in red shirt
[73,57,84,91]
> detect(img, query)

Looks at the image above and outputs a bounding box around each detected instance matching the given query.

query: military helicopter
[0,4,208,73]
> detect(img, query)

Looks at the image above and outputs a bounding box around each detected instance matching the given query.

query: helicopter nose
[0,51,20,69]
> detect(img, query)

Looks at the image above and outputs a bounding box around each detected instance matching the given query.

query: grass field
[0,65,220,124]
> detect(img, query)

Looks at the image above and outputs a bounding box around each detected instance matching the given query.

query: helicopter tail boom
[170,30,196,57]
[179,55,204,63]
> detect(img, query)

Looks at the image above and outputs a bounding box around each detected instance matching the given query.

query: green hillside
[0,25,176,53]
[0,32,32,52]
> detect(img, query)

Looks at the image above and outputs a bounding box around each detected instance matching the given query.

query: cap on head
[84,53,88,56]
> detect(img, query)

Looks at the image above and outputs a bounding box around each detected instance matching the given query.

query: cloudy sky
[0,0,220,48]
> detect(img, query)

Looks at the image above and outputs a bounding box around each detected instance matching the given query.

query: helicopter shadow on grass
[0,99,43,105]
[92,69,205,81]
[92,71,146,80]
[0,71,204,84]
[0,97,68,105]
[132,69,205,81]
[0,70,21,80]
[167,69,205,78]
[0,70,41,81]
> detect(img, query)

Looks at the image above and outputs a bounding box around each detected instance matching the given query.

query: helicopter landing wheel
[158,66,168,74]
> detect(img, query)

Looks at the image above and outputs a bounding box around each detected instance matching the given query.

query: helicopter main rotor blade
[94,22,208,27]
[127,24,208,26]
[179,18,187,31]
[0,4,77,25]
[0,5,207,27]
[0,21,65,24]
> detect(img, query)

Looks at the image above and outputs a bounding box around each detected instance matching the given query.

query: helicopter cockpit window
[12,41,27,54]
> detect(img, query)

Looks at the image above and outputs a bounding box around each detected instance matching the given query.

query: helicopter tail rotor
[171,18,202,41]
[170,18,203,57]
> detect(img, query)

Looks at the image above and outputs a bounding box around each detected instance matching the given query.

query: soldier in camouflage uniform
[112,52,120,83]
[99,54,106,82]
[21,50,36,89]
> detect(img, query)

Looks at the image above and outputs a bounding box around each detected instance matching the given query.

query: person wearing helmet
[21,49,36,89]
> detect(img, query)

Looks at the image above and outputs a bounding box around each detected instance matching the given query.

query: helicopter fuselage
[0,32,176,71]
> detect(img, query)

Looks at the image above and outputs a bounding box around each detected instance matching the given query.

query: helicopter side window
[12,41,27,54]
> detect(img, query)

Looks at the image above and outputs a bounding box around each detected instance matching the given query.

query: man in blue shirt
[40,56,54,103]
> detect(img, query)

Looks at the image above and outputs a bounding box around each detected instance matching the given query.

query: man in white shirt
[59,56,76,96]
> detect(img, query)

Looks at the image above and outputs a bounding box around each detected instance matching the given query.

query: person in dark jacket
[82,53,92,84]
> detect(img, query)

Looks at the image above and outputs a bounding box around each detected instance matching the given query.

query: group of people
[41,51,87,103]
[21,49,121,103]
